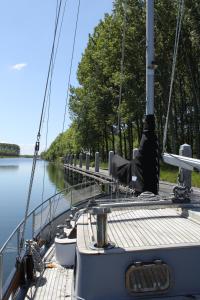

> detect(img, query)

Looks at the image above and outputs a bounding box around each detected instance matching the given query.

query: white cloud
[11,63,27,71]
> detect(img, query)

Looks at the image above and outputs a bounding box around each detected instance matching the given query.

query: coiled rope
[30,241,44,273]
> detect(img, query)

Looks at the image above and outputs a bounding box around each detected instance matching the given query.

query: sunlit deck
[25,246,73,300]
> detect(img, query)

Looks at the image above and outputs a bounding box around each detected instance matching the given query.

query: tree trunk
[104,122,109,160]
[111,126,115,153]
[123,128,127,159]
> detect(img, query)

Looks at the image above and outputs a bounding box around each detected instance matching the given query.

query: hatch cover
[126,260,171,294]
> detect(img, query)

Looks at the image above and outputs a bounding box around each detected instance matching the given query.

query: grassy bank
[98,161,200,188]
[160,163,200,188]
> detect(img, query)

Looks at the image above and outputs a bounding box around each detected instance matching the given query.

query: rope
[30,241,44,273]
[62,0,81,132]
[40,0,69,231]
[41,1,60,225]
[117,0,127,133]
[19,0,63,253]
[162,0,185,153]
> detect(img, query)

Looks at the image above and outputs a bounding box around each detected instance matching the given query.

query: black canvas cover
[133,114,159,195]
[111,154,133,185]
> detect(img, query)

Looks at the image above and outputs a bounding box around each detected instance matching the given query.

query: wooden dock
[64,164,200,200]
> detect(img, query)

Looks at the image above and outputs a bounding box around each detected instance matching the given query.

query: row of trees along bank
[0,143,20,156]
[42,0,200,162]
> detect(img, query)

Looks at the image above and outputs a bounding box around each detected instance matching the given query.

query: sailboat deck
[25,247,73,300]
[77,208,200,253]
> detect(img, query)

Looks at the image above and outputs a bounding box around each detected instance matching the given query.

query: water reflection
[0,165,19,170]
[0,158,61,247]
[46,163,85,191]
[46,163,68,191]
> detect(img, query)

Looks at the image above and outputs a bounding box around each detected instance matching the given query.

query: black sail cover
[111,154,133,185]
[111,115,159,194]
[133,114,159,195]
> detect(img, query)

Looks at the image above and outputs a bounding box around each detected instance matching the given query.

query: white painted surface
[55,237,76,266]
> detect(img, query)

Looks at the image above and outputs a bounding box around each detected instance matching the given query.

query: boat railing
[0,180,109,299]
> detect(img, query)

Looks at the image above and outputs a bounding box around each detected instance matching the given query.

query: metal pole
[70,154,73,165]
[79,153,82,168]
[17,227,20,256]
[74,154,77,166]
[96,213,108,248]
[92,207,111,248]
[49,199,52,223]
[146,0,154,115]
[108,151,114,176]
[133,148,139,159]
[49,199,52,240]
[86,153,90,171]
[179,144,192,189]
[95,152,99,172]
[32,212,35,239]
[70,189,73,208]
[0,254,3,300]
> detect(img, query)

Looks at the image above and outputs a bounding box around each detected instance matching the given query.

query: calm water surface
[0,157,66,247]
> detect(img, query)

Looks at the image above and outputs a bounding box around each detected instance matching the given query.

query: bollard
[74,154,77,166]
[133,148,139,159]
[86,153,90,170]
[66,154,70,164]
[108,151,114,176]
[179,144,192,189]
[70,154,73,165]
[79,153,82,168]
[95,152,99,172]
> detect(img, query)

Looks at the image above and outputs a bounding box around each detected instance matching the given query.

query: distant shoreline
[0,155,34,158]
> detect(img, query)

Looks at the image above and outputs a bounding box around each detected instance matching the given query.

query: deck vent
[126,260,171,294]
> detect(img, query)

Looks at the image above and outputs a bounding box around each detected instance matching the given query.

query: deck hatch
[126,260,171,294]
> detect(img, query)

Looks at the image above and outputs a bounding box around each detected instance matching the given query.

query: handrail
[0,179,111,299]
[0,182,91,254]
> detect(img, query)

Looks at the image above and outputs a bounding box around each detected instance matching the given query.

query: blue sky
[0,0,113,154]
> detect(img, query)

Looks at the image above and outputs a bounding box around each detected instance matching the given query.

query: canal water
[0,157,67,247]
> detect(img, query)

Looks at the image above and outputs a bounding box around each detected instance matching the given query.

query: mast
[133,0,159,195]
[146,0,154,115]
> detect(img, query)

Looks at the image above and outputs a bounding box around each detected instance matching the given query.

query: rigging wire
[160,0,200,172]
[41,0,61,204]
[117,0,127,133]
[62,0,81,133]
[162,0,185,153]
[19,0,63,253]
[41,0,69,199]
[40,0,69,232]
[41,0,80,228]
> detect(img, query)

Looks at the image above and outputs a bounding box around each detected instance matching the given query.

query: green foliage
[0,143,20,156]
[45,0,200,167]
[41,124,81,161]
